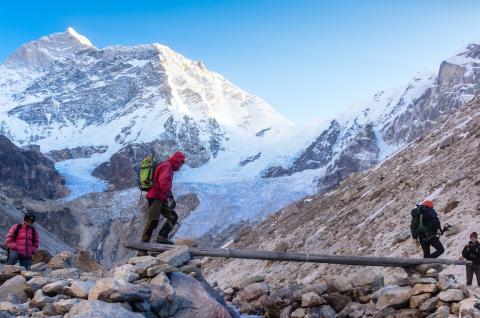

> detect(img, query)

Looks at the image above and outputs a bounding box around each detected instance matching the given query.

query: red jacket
[6,223,40,258]
[146,151,185,201]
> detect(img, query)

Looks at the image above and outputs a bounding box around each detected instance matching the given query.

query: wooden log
[125,242,468,267]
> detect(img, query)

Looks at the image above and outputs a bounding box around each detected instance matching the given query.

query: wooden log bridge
[125,242,469,268]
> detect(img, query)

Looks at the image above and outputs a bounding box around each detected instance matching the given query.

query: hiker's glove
[167,197,176,210]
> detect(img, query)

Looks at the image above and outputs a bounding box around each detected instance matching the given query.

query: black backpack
[410,206,428,239]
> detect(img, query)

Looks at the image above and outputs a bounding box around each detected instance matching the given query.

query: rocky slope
[0,246,239,317]
[0,136,68,200]
[205,96,480,293]
[264,43,480,193]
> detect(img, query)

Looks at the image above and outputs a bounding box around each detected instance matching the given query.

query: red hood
[168,151,185,171]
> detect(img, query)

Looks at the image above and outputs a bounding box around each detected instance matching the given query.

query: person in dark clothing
[137,151,185,256]
[462,232,480,286]
[411,200,445,258]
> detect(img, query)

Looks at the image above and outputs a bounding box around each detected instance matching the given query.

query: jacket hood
[168,151,185,171]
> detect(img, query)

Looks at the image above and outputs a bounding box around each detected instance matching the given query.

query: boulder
[26,276,55,295]
[412,264,443,276]
[88,278,127,300]
[128,256,157,265]
[47,251,73,270]
[65,300,145,318]
[131,259,165,277]
[42,302,58,316]
[351,270,384,291]
[147,263,178,277]
[0,275,27,303]
[2,265,24,274]
[30,262,48,272]
[149,281,177,317]
[301,291,326,307]
[157,246,191,267]
[235,274,265,289]
[32,250,52,265]
[239,282,269,302]
[376,286,412,309]
[323,275,352,293]
[437,289,465,302]
[293,283,329,300]
[419,297,439,311]
[113,264,139,283]
[279,306,293,318]
[426,305,449,318]
[408,276,438,286]
[52,298,81,314]
[459,297,480,317]
[291,308,306,318]
[307,305,336,318]
[72,250,102,272]
[336,302,365,318]
[43,280,71,295]
[169,272,233,318]
[436,275,458,291]
[49,267,81,280]
[325,292,352,312]
[97,284,151,303]
[151,272,170,286]
[20,271,41,280]
[64,280,95,299]
[0,301,26,316]
[30,289,55,309]
[412,284,438,295]
[410,293,431,309]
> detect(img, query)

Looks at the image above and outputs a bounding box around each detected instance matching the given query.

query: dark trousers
[141,199,178,243]
[7,250,32,270]
[420,236,445,258]
[466,263,480,285]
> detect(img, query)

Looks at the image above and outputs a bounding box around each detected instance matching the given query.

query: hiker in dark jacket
[411,200,445,258]
[462,232,480,285]
[137,151,185,256]
[5,212,39,270]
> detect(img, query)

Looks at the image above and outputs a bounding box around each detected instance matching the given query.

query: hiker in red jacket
[5,212,39,270]
[138,151,185,255]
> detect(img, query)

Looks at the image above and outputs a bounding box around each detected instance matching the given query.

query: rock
[393,230,412,245]
[437,289,465,302]
[419,297,439,311]
[291,308,306,318]
[72,250,102,272]
[47,251,73,270]
[413,264,443,276]
[65,300,145,318]
[128,256,157,265]
[412,283,438,295]
[351,270,384,291]
[0,301,26,316]
[239,282,269,302]
[323,275,352,293]
[32,250,52,265]
[235,274,265,289]
[146,263,177,277]
[224,287,235,296]
[426,305,450,318]
[337,302,365,318]
[52,298,81,314]
[157,246,191,267]
[3,265,25,274]
[151,272,170,286]
[42,302,57,316]
[113,264,139,283]
[376,286,412,310]
[410,293,432,309]
[88,278,127,300]
[408,276,438,286]
[30,289,55,309]
[262,287,297,317]
[279,306,293,318]
[169,272,234,318]
[175,237,198,247]
[307,305,336,318]
[459,297,480,317]
[0,275,27,303]
[21,271,41,280]
[131,259,165,277]
[26,276,55,295]
[49,268,81,280]
[426,268,440,278]
[325,292,352,312]
[64,280,95,299]
[293,283,329,300]
[30,262,48,272]
[451,302,460,315]
[301,291,326,307]
[149,282,177,317]
[390,309,421,318]
[436,275,458,291]
[43,280,71,295]
[97,284,151,303]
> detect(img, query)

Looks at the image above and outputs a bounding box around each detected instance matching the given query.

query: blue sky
[1,0,480,124]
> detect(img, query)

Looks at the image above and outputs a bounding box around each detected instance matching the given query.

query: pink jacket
[5,224,40,258]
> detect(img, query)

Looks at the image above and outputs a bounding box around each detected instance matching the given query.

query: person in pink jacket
[5,212,39,270]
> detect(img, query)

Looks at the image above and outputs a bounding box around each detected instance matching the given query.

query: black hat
[470,232,478,238]
[24,212,36,222]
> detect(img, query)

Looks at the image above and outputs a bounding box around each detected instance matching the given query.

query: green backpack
[410,205,428,239]
[139,154,157,191]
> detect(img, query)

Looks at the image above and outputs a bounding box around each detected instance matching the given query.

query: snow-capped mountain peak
[4,27,95,70]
